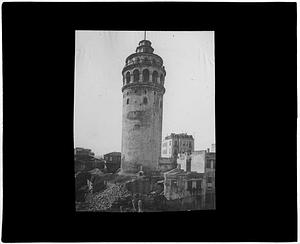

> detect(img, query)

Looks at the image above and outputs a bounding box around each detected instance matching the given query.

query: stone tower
[121,39,166,175]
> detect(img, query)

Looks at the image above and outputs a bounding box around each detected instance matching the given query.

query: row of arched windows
[126,56,162,66]
[126,97,148,105]
[124,69,164,85]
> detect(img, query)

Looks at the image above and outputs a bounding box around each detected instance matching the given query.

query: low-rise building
[104,152,121,173]
[175,148,216,209]
[204,151,216,209]
[158,157,176,172]
[161,133,194,158]
[163,166,204,201]
[177,150,206,173]
[74,147,105,172]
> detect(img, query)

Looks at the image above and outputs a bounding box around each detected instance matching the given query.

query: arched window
[152,71,158,83]
[126,72,130,84]
[143,69,149,82]
[143,97,148,105]
[133,69,139,83]
[127,98,129,105]
[160,74,164,83]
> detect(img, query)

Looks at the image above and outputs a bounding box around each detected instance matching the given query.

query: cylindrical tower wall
[120,40,166,175]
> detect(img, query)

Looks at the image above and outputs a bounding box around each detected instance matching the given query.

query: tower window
[133,69,139,83]
[127,98,129,105]
[126,72,130,84]
[152,71,158,83]
[143,69,149,82]
[144,90,147,94]
[143,97,148,105]
[160,74,164,83]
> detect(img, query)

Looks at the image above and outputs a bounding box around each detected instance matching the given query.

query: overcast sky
[75,31,215,156]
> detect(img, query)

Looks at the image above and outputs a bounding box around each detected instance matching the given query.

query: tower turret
[120,38,166,175]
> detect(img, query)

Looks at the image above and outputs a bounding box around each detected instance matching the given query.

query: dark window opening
[160,74,164,83]
[143,69,149,82]
[126,72,130,84]
[144,90,146,94]
[205,161,211,169]
[126,98,129,105]
[133,69,139,82]
[152,71,158,83]
[207,177,213,183]
[143,97,148,104]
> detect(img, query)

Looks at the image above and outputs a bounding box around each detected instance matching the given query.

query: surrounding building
[161,133,194,158]
[162,165,206,210]
[74,147,105,172]
[204,151,216,209]
[104,152,121,173]
[177,150,206,173]
[158,157,176,172]
[211,143,216,153]
[74,147,95,161]
[121,38,166,175]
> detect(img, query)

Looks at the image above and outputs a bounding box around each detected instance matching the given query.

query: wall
[190,150,205,173]
[121,86,163,174]
[161,138,172,158]
[177,151,205,173]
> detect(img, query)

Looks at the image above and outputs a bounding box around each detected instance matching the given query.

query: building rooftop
[104,152,121,156]
[165,133,194,140]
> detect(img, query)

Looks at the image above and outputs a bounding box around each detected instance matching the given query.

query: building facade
[163,166,204,201]
[121,39,166,175]
[74,147,104,172]
[104,152,121,173]
[177,150,206,173]
[161,133,194,158]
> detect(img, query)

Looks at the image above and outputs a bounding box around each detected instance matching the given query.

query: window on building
[127,98,129,105]
[189,142,192,148]
[205,160,211,168]
[133,69,139,82]
[126,72,130,84]
[110,157,112,161]
[152,71,158,83]
[213,160,216,169]
[196,180,201,190]
[186,158,191,172]
[144,90,147,94]
[143,69,149,82]
[160,74,164,83]
[143,97,148,104]
[207,177,213,183]
[169,141,171,145]
[187,181,192,191]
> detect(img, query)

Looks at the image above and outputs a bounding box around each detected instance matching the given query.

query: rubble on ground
[83,183,132,211]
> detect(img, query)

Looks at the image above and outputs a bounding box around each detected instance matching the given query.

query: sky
[75,31,215,156]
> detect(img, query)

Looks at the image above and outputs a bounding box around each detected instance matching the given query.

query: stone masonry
[120,39,166,175]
